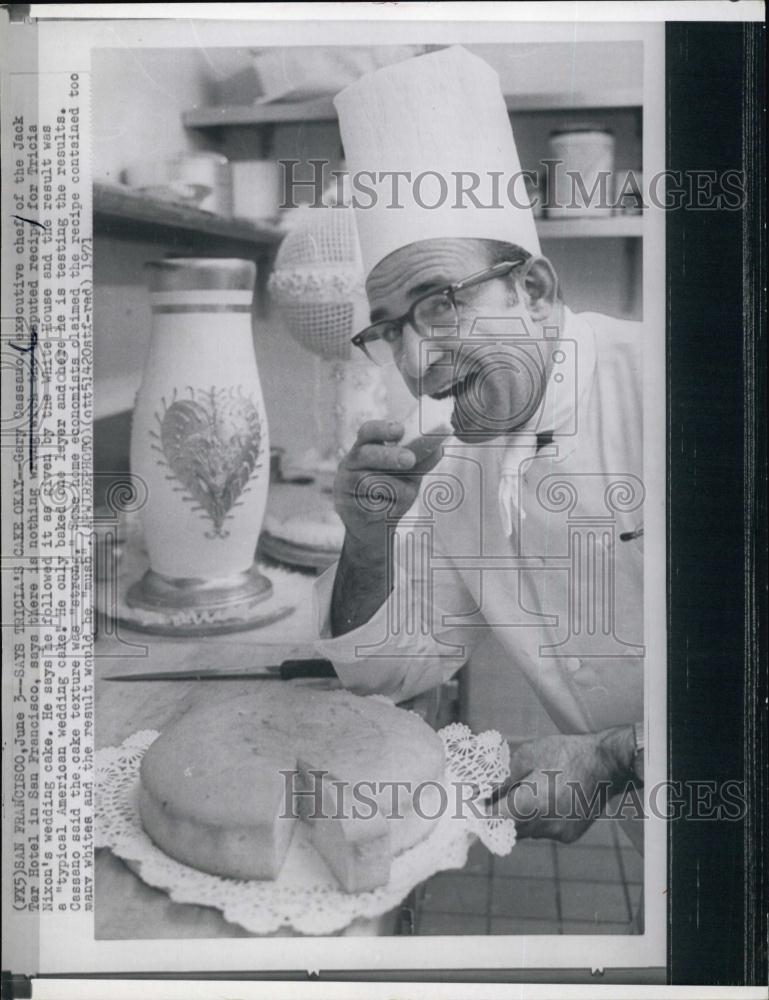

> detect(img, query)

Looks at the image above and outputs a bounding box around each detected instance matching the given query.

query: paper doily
[96,721,515,936]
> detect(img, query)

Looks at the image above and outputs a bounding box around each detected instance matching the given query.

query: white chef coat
[314,309,645,735]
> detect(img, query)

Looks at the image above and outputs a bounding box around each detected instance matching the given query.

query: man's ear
[515,256,559,321]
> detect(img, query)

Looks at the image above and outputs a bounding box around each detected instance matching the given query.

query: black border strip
[667,21,767,986]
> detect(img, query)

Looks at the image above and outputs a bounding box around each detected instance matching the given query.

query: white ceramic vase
[128,258,271,612]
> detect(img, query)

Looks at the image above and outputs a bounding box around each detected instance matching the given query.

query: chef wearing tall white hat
[314,46,646,849]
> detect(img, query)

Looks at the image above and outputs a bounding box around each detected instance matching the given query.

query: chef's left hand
[491,726,637,843]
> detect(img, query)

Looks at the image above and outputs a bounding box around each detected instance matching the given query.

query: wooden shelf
[184,97,337,128]
[183,89,642,129]
[536,216,642,239]
[94,183,641,244]
[94,182,285,246]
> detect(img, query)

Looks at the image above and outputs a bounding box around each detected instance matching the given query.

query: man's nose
[399,323,424,378]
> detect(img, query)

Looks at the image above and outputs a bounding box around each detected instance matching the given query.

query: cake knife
[103,657,337,682]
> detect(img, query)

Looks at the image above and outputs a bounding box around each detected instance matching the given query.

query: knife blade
[104,657,337,682]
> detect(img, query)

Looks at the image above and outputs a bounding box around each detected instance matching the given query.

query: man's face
[366,239,553,442]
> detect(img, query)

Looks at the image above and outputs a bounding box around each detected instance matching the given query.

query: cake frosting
[262,509,345,551]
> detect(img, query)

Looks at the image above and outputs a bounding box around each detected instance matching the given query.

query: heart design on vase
[153,387,263,537]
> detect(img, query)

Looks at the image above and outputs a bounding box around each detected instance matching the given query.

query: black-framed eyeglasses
[351,259,527,367]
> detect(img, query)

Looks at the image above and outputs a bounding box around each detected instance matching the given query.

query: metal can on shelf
[173,152,232,216]
[613,168,644,214]
[124,151,232,216]
[231,160,281,222]
[547,123,615,219]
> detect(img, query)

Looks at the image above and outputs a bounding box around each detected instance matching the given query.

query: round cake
[138,687,445,890]
[262,509,344,552]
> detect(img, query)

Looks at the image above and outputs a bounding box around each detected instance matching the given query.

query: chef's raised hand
[490,727,638,844]
[334,419,422,557]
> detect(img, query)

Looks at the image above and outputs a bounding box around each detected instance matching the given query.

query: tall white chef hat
[334,45,541,277]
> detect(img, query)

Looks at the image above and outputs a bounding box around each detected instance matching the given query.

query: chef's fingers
[509,776,594,843]
[346,443,416,471]
[493,772,539,826]
[354,419,404,447]
[485,741,537,808]
[507,740,538,784]
[404,433,445,468]
[511,776,542,825]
